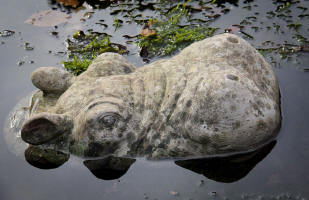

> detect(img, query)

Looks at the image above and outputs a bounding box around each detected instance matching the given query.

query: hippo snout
[21,113,73,145]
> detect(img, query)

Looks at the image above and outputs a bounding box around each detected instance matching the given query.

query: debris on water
[277,2,291,13]
[240,31,254,40]
[0,30,15,37]
[29,60,35,64]
[196,180,205,187]
[17,60,25,66]
[0,41,5,45]
[50,31,59,37]
[138,3,217,57]
[251,26,260,32]
[208,191,217,196]
[63,31,128,75]
[287,22,302,31]
[123,35,139,39]
[25,10,70,27]
[95,22,108,28]
[225,25,244,33]
[83,11,94,19]
[72,30,85,39]
[299,14,309,18]
[40,0,309,73]
[55,51,66,57]
[297,6,308,12]
[143,193,149,199]
[113,18,123,30]
[169,190,179,196]
[24,42,34,51]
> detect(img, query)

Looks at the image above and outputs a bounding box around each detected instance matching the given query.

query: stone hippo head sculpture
[19,33,281,159]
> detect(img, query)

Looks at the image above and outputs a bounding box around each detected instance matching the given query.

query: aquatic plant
[63,31,128,75]
[138,2,218,57]
[63,56,93,75]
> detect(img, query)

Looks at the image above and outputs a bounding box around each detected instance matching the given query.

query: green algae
[59,0,309,73]
[63,56,93,75]
[138,3,218,57]
[113,18,124,30]
[63,31,128,75]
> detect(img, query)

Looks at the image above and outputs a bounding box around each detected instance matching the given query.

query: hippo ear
[31,67,73,95]
[21,113,73,145]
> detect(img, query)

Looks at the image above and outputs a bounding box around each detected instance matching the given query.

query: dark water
[1,0,309,199]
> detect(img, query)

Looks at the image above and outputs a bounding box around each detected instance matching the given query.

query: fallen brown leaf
[141,28,156,37]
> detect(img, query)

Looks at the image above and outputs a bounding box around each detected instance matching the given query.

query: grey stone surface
[12,33,280,159]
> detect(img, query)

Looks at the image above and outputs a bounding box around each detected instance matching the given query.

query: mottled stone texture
[21,33,281,159]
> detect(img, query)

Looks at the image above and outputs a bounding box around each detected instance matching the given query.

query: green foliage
[277,2,291,12]
[63,56,93,75]
[138,2,218,57]
[287,21,302,31]
[113,18,123,30]
[63,31,128,75]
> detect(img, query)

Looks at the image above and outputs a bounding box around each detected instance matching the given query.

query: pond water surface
[1,0,309,199]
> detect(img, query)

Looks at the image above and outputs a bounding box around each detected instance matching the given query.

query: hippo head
[20,33,281,159]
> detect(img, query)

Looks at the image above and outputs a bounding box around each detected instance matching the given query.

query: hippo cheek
[21,113,73,145]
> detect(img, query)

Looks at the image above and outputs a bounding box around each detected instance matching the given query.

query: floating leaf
[25,10,70,27]
[141,28,156,37]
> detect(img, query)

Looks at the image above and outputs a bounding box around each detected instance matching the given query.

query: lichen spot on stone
[227,36,239,43]
[226,74,239,81]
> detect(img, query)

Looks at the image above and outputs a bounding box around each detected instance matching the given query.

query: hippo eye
[98,113,120,129]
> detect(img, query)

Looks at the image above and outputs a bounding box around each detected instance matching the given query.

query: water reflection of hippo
[9,33,281,159]
[23,141,275,182]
